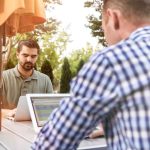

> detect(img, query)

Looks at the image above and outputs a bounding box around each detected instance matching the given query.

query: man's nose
[27,56,32,62]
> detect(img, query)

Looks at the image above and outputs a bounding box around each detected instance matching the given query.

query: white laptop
[6,96,31,121]
[26,93,70,133]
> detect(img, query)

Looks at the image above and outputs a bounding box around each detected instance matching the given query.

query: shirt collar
[14,65,38,79]
[129,26,150,41]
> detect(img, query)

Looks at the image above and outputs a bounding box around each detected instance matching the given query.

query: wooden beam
[0,25,3,131]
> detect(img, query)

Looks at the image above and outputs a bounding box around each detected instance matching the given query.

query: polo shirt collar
[14,65,38,79]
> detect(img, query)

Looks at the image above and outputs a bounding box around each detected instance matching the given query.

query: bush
[41,59,54,84]
[5,59,15,70]
[60,57,72,93]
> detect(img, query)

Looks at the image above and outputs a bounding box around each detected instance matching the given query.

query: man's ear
[107,9,120,30]
[113,11,120,30]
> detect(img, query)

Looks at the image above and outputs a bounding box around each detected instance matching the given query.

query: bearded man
[2,39,53,109]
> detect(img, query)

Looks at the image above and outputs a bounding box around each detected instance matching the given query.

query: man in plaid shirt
[32,0,150,149]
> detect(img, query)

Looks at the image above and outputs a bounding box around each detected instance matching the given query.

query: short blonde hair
[103,0,150,24]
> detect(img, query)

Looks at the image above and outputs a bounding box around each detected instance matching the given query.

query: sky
[47,0,99,54]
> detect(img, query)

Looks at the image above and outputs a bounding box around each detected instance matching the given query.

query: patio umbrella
[0,0,46,130]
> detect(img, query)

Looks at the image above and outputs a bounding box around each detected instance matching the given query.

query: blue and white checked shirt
[32,26,150,150]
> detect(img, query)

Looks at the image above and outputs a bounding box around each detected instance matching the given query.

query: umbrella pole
[0,25,3,131]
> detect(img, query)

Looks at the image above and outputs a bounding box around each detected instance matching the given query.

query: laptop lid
[26,93,70,133]
[7,96,31,121]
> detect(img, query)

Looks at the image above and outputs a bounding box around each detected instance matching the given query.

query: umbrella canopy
[0,0,46,130]
[0,0,46,36]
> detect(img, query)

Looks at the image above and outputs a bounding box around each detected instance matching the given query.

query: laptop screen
[31,97,61,127]
[26,94,70,132]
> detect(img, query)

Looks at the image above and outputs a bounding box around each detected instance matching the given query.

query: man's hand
[89,124,104,138]
[2,108,17,118]
[7,108,17,117]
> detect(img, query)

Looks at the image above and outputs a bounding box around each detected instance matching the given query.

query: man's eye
[23,55,28,57]
[31,56,37,59]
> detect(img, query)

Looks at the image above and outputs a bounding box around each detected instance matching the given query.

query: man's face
[17,45,38,71]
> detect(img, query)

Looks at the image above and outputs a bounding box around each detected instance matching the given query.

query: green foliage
[88,15,106,45]
[60,57,72,93]
[69,44,93,77]
[8,47,18,66]
[43,0,62,5]
[41,59,54,84]
[85,0,107,46]
[76,59,85,74]
[37,30,69,85]
[5,59,15,70]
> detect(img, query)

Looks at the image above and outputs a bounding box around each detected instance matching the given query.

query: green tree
[84,0,107,46]
[76,59,85,74]
[41,59,54,84]
[69,43,93,77]
[5,59,15,70]
[60,57,72,93]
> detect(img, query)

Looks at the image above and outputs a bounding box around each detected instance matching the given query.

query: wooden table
[0,118,107,150]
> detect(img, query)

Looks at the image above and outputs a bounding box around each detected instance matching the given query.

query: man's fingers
[89,128,104,138]
[7,108,17,117]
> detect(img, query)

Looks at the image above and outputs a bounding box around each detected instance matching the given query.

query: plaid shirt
[32,26,150,150]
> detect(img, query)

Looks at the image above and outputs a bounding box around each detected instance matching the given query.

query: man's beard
[21,62,34,71]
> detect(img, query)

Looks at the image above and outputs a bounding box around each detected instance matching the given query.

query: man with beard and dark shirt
[2,39,53,110]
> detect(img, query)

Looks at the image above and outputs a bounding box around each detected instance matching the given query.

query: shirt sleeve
[32,52,119,150]
[45,75,53,93]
